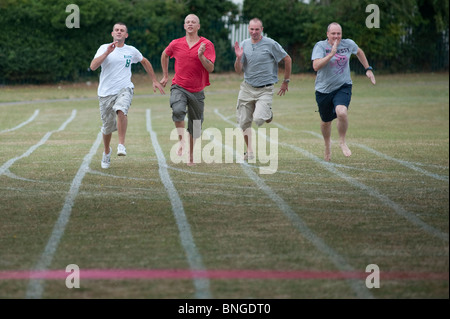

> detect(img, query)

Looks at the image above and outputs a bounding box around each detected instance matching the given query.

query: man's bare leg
[187,134,195,166]
[117,110,127,146]
[103,132,112,154]
[243,128,254,160]
[321,120,332,161]
[175,121,185,157]
[336,105,351,157]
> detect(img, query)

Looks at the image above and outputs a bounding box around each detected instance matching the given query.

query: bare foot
[187,157,195,166]
[324,145,331,161]
[186,151,195,166]
[340,143,352,157]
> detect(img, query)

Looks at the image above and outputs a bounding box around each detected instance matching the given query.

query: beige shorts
[236,81,274,131]
[98,87,133,135]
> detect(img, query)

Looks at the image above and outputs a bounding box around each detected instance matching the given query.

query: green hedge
[0,0,239,84]
[0,0,448,84]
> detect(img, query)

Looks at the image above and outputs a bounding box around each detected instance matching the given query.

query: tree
[0,0,240,84]
[242,0,449,73]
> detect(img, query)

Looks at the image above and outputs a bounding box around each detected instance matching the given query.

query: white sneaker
[117,144,127,156]
[101,147,112,169]
[244,152,255,160]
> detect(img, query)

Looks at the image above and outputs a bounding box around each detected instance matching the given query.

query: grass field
[0,72,448,300]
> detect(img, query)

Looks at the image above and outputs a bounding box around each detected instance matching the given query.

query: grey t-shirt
[241,37,288,87]
[311,39,358,93]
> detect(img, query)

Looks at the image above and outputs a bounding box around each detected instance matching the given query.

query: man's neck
[251,36,263,44]
[115,40,126,48]
[186,33,200,42]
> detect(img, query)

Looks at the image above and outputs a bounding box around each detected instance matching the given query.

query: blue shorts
[315,84,352,122]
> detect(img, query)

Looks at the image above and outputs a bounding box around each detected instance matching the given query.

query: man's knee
[116,110,126,117]
[172,106,187,122]
[335,105,348,117]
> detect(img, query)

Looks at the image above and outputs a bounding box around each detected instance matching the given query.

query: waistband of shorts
[245,82,274,89]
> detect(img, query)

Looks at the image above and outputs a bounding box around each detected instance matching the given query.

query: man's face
[248,21,263,41]
[327,24,342,44]
[184,15,200,34]
[111,24,128,43]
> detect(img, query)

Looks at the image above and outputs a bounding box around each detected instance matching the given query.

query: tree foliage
[0,0,447,83]
[0,0,239,83]
[242,0,449,73]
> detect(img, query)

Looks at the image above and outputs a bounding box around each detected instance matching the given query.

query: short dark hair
[113,22,128,32]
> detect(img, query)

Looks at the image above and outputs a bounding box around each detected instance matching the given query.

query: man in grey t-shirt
[234,18,292,161]
[312,22,375,162]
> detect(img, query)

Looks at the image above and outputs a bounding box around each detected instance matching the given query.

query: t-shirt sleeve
[348,39,359,55]
[311,42,324,60]
[94,44,107,59]
[204,40,216,63]
[131,47,143,64]
[165,40,175,58]
[272,41,288,63]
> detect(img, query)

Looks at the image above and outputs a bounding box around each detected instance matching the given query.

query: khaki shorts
[236,81,274,131]
[98,87,133,135]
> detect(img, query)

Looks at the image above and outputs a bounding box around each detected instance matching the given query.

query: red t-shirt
[165,36,216,93]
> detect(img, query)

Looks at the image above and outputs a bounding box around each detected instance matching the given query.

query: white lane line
[0,109,39,134]
[302,130,448,182]
[276,138,449,242]
[213,109,373,298]
[215,110,447,241]
[146,109,211,299]
[25,131,102,299]
[1,110,76,176]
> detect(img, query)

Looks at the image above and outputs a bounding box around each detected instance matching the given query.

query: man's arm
[141,57,165,94]
[356,48,376,85]
[312,39,338,72]
[160,50,170,87]
[198,43,214,73]
[278,54,292,96]
[283,54,292,82]
[234,41,243,74]
[90,42,117,71]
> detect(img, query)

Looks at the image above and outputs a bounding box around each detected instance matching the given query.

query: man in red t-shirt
[160,13,216,166]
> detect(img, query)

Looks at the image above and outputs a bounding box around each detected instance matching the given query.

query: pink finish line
[0,269,447,280]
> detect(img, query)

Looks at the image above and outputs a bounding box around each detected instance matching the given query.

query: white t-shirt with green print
[94,44,143,97]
